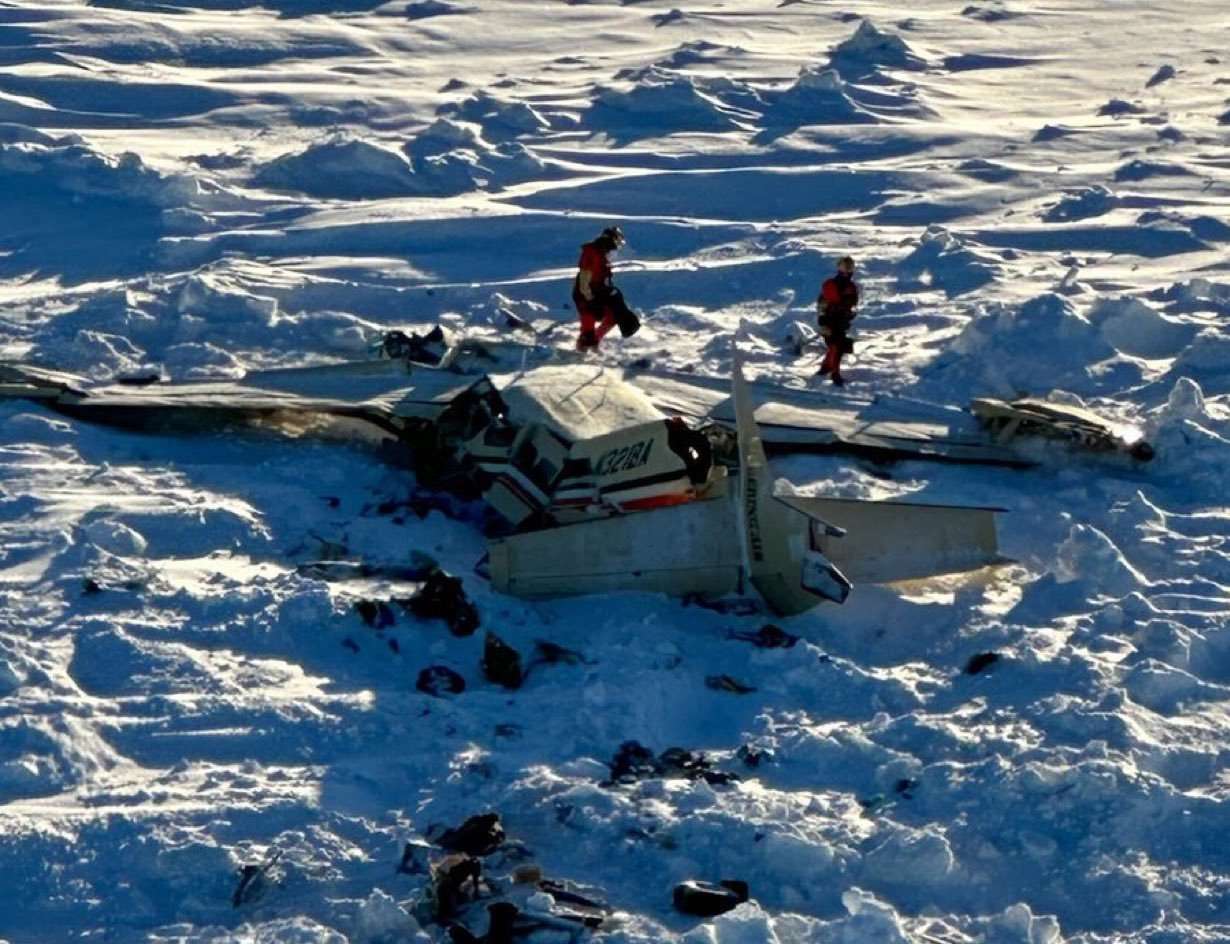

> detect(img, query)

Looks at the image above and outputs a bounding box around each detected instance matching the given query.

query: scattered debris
[232,847,283,907]
[672,878,749,917]
[965,651,1000,675]
[430,853,486,919]
[604,740,739,787]
[355,598,396,628]
[728,623,799,648]
[736,744,771,768]
[380,325,450,365]
[398,839,433,875]
[705,673,757,694]
[415,813,612,940]
[480,632,523,689]
[404,569,480,637]
[528,639,594,668]
[971,395,1154,461]
[433,812,506,857]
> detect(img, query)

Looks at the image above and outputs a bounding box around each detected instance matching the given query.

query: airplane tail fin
[732,350,851,614]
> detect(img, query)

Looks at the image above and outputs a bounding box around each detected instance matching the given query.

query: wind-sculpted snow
[895,226,999,297]
[766,67,879,127]
[4,14,361,69]
[581,21,932,145]
[436,91,553,142]
[251,122,549,200]
[1043,185,1120,223]
[584,68,753,139]
[0,130,200,283]
[2,1,1230,942]
[255,137,424,200]
[830,20,927,77]
[0,130,197,208]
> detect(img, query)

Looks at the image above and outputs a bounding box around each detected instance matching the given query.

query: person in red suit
[572,226,627,350]
[816,255,859,386]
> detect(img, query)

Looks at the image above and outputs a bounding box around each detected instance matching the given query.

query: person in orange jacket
[816,255,859,385]
[572,226,627,350]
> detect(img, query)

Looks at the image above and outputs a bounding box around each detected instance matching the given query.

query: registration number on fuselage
[593,438,655,476]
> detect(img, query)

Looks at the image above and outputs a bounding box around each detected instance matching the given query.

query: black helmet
[601,226,626,247]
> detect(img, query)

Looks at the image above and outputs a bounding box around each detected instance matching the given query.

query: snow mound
[659,39,747,69]
[437,90,551,141]
[353,890,428,943]
[1170,328,1230,384]
[178,270,279,324]
[585,67,750,137]
[82,519,149,557]
[1114,159,1191,183]
[927,293,1119,397]
[253,137,419,199]
[403,118,549,193]
[839,889,911,944]
[767,68,877,125]
[681,902,780,944]
[1154,277,1230,316]
[1042,185,1119,222]
[42,330,150,379]
[1146,64,1177,88]
[1032,123,1078,142]
[0,132,199,207]
[896,225,998,296]
[830,20,926,75]
[1054,523,1147,597]
[252,124,555,199]
[1088,296,1194,358]
[405,0,473,19]
[1097,98,1148,118]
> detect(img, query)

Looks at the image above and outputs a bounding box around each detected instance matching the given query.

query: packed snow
[2,1,1230,942]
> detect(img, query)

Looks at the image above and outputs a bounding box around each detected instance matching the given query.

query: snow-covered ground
[3,1,1230,941]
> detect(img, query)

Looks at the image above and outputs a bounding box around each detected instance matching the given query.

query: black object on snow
[672,879,749,917]
[965,651,1000,675]
[610,288,641,338]
[381,325,448,365]
[895,777,919,798]
[355,598,396,628]
[484,901,519,944]
[736,744,770,768]
[416,665,466,696]
[605,740,739,787]
[481,632,523,690]
[432,853,484,919]
[705,673,757,694]
[405,569,480,637]
[447,924,480,944]
[232,848,283,907]
[434,812,506,857]
[728,623,799,649]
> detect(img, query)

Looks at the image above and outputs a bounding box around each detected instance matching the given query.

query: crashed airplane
[487,353,1005,614]
[0,338,1009,615]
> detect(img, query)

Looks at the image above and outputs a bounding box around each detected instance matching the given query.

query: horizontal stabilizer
[776,494,1003,585]
[488,499,741,599]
